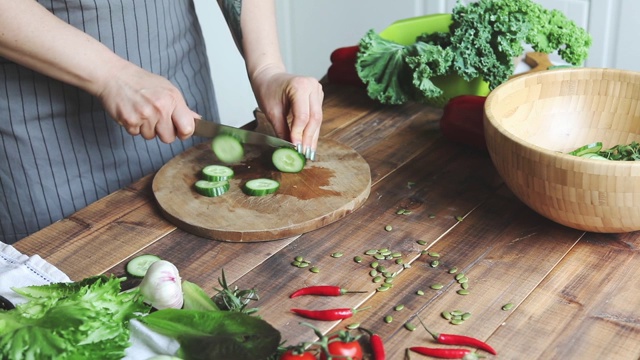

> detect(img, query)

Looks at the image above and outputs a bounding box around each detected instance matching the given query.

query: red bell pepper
[327,45,365,88]
[439,95,487,151]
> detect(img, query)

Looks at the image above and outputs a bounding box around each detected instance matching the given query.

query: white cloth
[0,242,179,360]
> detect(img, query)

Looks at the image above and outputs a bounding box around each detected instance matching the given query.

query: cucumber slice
[195,179,230,197]
[243,178,280,196]
[569,142,603,157]
[126,254,161,278]
[272,147,306,173]
[212,134,244,163]
[202,165,234,181]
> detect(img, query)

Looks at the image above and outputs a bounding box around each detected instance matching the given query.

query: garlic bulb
[139,260,184,309]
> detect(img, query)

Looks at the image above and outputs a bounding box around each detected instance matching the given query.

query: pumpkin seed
[462,312,472,320]
[376,286,390,292]
[298,262,309,268]
[354,256,363,263]
[291,261,301,267]
[380,250,392,256]
[450,310,464,316]
[457,276,468,284]
[374,254,385,260]
[309,266,320,273]
[428,252,440,258]
[430,260,440,268]
[402,210,412,215]
[448,267,458,274]
[461,282,469,290]
[294,256,304,262]
[372,276,383,283]
[396,209,406,215]
[430,284,444,290]
[441,311,452,320]
[377,265,387,272]
[384,277,394,284]
[455,273,465,281]
[370,261,379,268]
[428,214,436,218]
[404,322,416,331]
[384,225,393,232]
[450,318,465,325]
[417,240,427,245]
[457,289,470,295]
[346,323,360,330]
[369,269,378,277]
[391,252,402,258]
[416,290,425,296]
[455,215,464,222]
[395,258,404,265]
[502,302,514,311]
[394,304,405,311]
[379,248,389,252]
[331,252,344,258]
[403,263,411,269]
[365,249,378,255]
[384,315,393,323]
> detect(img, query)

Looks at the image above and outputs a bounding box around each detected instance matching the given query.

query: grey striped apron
[0,0,219,244]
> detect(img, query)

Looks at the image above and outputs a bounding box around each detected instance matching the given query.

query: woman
[0,0,323,244]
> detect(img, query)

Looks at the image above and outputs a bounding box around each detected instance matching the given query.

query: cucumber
[202,165,234,181]
[126,254,161,278]
[272,147,306,173]
[243,178,280,196]
[569,142,603,157]
[212,134,244,163]
[195,179,230,197]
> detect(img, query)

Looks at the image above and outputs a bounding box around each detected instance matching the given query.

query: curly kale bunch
[356,0,592,105]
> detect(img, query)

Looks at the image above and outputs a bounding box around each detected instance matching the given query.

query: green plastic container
[379,13,490,108]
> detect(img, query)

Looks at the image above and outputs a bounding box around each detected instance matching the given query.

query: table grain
[14,82,640,360]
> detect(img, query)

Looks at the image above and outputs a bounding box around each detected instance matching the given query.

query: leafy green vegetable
[569,141,640,161]
[356,0,592,105]
[140,309,281,360]
[182,280,220,311]
[0,275,149,360]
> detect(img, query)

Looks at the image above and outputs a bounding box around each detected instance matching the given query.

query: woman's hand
[251,65,324,160]
[96,62,200,144]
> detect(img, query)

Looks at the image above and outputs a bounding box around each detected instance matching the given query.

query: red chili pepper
[289,285,367,298]
[291,306,370,321]
[360,328,385,360]
[439,95,487,151]
[409,346,473,359]
[417,317,497,355]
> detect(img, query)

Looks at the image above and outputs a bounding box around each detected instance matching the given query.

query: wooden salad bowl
[484,68,640,233]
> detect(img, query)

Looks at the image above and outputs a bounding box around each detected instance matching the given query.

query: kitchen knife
[193,118,294,148]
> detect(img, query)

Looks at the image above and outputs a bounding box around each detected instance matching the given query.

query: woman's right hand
[96,62,200,144]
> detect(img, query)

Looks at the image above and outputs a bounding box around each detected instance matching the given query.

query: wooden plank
[226,141,503,346]
[487,231,640,359]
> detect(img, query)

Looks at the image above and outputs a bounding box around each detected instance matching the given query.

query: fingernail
[304,146,311,159]
[309,150,316,161]
[296,143,303,153]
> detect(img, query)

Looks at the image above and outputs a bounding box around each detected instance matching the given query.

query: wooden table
[14,82,640,359]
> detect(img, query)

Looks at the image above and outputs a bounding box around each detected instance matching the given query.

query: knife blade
[193,118,294,148]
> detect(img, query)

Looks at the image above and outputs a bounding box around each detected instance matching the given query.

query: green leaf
[182,281,220,311]
[140,309,281,360]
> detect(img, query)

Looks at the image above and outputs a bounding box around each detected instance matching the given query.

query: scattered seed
[461,282,469,290]
[374,254,385,260]
[309,266,320,273]
[403,263,411,269]
[354,256,363,263]
[370,261,379,268]
[428,252,440,258]
[417,240,427,245]
[394,304,405,311]
[376,286,390,292]
[372,276,383,283]
[291,261,301,267]
[502,303,515,311]
[448,267,458,274]
[384,278,394,284]
[457,276,468,284]
[404,322,416,331]
[384,315,393,323]
[365,249,378,255]
[428,214,436,219]
[391,252,403,258]
[346,323,360,330]
[455,273,465,281]
[450,318,465,325]
[331,252,344,258]
[450,310,464,316]
[396,209,406,215]
[416,290,425,296]
[379,248,389,252]
[441,311,452,320]
[461,312,472,320]
[369,270,378,277]
[455,215,464,222]
[377,265,387,272]
[430,260,440,268]
[402,210,412,215]
[294,256,304,262]
[430,284,444,290]
[384,225,393,232]
[298,262,309,268]
[457,289,470,295]
[395,258,404,265]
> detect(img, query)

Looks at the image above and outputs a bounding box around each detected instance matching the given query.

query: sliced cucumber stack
[126,254,161,278]
[195,179,230,197]
[242,178,280,196]
[272,147,306,173]
[212,134,244,163]
[202,165,234,181]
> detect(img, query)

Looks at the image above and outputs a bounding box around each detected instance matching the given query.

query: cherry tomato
[320,336,363,360]
[280,349,317,360]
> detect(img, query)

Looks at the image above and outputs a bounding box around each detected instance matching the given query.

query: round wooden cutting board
[152,138,371,242]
